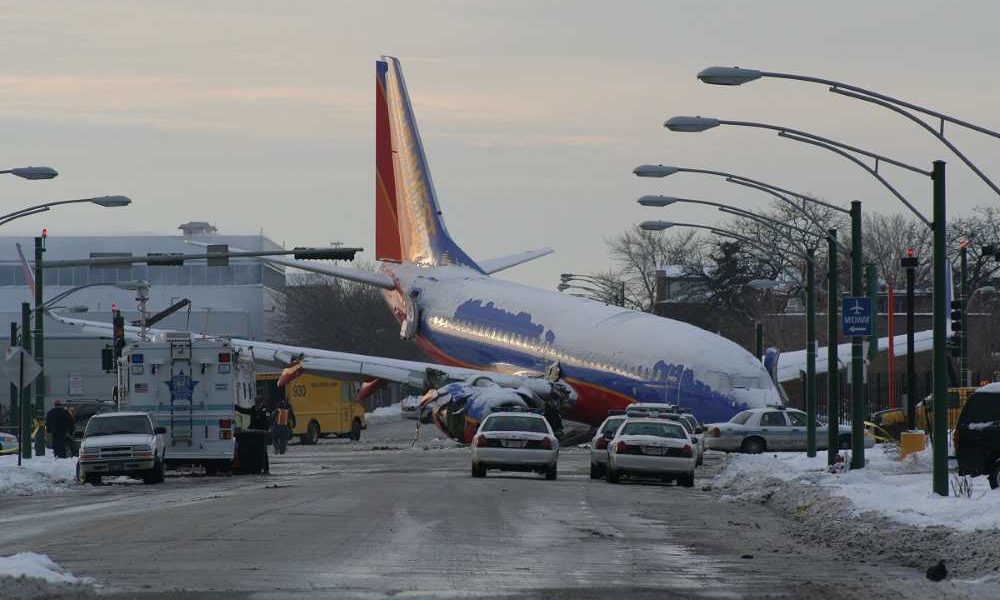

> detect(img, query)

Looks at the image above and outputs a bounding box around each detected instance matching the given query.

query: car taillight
[616,441,628,453]
[474,435,488,448]
[709,427,721,438]
[219,419,232,429]
[541,437,553,450]
[595,437,608,450]
[682,444,693,457]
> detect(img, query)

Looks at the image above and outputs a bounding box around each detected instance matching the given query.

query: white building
[0,223,286,414]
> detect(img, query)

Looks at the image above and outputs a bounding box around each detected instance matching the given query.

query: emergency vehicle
[117,332,255,474]
[256,373,366,445]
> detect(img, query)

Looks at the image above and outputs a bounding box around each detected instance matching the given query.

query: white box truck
[116,331,256,474]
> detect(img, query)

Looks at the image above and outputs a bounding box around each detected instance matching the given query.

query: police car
[471,410,559,480]
[625,404,704,466]
[589,413,627,479]
[0,431,18,455]
[606,418,696,486]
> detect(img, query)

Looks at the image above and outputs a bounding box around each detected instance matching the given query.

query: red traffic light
[906,247,914,257]
[41,228,48,238]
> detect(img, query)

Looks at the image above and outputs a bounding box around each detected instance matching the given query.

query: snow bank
[367,402,401,419]
[717,448,1000,531]
[0,455,78,496]
[0,553,82,584]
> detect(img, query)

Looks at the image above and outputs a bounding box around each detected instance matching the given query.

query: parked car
[705,407,874,454]
[471,411,559,480]
[589,414,627,479]
[954,383,1000,489]
[77,412,167,485]
[606,418,696,486]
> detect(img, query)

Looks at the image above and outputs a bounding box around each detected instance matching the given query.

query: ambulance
[117,331,255,474]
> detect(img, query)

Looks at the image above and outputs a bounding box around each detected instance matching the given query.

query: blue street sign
[842,296,873,337]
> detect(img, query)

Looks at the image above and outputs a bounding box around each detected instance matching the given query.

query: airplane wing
[49,312,574,403]
[477,248,554,274]
[775,330,934,383]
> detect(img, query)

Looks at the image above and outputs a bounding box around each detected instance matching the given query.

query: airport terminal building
[0,222,287,415]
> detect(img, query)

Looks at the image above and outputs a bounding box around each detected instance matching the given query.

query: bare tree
[604,225,703,312]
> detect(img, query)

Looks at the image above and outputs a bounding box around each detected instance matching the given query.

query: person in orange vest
[271,396,296,455]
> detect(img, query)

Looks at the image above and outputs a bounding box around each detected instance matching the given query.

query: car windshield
[600,417,626,436]
[85,415,152,436]
[621,422,685,439]
[729,411,753,425]
[482,415,549,433]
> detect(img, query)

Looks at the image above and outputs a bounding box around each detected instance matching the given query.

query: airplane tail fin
[375,56,482,272]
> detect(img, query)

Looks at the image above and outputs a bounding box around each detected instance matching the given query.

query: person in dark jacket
[271,397,296,455]
[45,400,75,458]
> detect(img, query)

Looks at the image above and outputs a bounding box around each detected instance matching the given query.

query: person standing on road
[271,397,296,455]
[45,400,75,458]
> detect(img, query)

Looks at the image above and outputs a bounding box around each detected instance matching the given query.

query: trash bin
[235,430,269,474]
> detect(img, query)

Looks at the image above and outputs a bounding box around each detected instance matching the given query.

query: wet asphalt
[0,417,986,599]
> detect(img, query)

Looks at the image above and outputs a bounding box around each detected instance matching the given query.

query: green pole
[8,322,16,435]
[33,236,46,457]
[806,248,817,457]
[932,160,949,496]
[20,302,32,459]
[850,201,866,469]
[827,229,840,465]
[755,322,764,362]
[960,244,969,387]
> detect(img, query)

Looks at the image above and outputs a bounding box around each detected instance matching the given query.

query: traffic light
[950,298,963,332]
[112,307,125,361]
[146,252,185,266]
[291,247,360,261]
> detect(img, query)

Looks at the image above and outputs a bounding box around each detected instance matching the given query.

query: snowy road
[0,417,992,599]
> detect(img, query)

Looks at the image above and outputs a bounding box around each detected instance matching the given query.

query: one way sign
[842,297,873,337]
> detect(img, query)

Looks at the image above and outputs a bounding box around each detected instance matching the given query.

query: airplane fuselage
[381,263,780,425]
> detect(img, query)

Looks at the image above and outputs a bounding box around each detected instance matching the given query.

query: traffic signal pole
[850,201,866,469]
[19,303,31,459]
[932,161,949,497]
[959,243,969,387]
[805,248,817,458]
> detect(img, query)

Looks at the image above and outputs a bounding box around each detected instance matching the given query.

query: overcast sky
[2,1,998,288]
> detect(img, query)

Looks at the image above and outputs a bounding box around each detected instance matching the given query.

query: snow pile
[0,553,83,584]
[716,448,1000,531]
[367,402,402,419]
[0,455,78,496]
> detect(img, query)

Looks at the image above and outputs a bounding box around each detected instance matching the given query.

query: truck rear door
[168,338,195,447]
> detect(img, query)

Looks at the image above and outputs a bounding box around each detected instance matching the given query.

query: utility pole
[33,235,46,456]
[827,229,840,466]
[902,249,918,430]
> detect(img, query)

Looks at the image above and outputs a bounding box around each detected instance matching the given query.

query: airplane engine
[419,377,547,443]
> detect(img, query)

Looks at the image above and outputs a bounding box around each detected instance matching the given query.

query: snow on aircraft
[52,56,784,443]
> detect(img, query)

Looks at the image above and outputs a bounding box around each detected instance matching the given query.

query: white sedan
[471,411,559,480]
[606,418,696,487]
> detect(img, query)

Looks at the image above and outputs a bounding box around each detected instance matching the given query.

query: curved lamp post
[0,196,131,227]
[693,68,1000,494]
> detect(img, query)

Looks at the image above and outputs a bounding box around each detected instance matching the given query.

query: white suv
[77,412,167,485]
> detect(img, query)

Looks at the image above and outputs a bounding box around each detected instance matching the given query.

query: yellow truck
[255,373,367,445]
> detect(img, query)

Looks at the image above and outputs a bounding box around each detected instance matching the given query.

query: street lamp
[694,67,1000,496]
[1,166,58,180]
[0,195,132,227]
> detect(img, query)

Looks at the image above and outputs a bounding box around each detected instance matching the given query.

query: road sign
[842,297,873,337]
[1,347,42,389]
